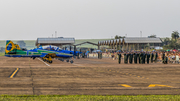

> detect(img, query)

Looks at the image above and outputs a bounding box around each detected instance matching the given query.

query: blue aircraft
[5,40,79,63]
[38,45,81,56]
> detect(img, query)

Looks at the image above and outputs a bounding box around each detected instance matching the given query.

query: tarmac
[0,56,180,95]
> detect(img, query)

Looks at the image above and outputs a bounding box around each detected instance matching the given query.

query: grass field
[0,52,4,56]
[0,95,180,101]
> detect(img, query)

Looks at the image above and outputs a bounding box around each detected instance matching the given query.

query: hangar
[36,37,100,54]
[98,37,162,51]
[35,37,162,52]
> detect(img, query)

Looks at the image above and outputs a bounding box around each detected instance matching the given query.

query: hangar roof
[98,37,162,45]
[124,37,162,43]
[36,37,75,46]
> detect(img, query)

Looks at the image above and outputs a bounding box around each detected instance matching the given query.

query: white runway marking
[38,58,50,66]
[73,63,84,67]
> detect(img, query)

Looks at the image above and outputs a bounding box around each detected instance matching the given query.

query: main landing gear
[66,59,73,64]
[42,56,53,64]
[70,60,73,64]
[58,58,73,64]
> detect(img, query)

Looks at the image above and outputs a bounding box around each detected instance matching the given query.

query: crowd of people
[103,51,180,64]
[79,49,180,64]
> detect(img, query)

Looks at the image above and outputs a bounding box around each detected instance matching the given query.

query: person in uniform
[118,52,121,64]
[98,52,100,59]
[143,52,146,64]
[139,52,141,64]
[150,52,154,63]
[144,52,147,63]
[124,52,127,64]
[162,51,165,63]
[146,52,150,64]
[140,52,143,64]
[134,52,138,64]
[138,52,140,64]
[126,52,129,64]
[154,52,158,63]
[129,52,133,64]
[164,52,168,64]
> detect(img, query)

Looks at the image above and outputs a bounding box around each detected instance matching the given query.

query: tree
[145,43,150,51]
[163,31,180,49]
[163,37,170,45]
[163,39,180,50]
[177,38,180,44]
[148,34,156,38]
[115,35,119,39]
[17,41,26,48]
[171,31,179,40]
[114,35,125,39]
[169,40,179,49]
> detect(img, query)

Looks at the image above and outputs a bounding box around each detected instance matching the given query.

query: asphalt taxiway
[0,56,180,95]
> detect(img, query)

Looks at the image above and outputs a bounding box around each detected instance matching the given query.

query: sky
[0,0,180,40]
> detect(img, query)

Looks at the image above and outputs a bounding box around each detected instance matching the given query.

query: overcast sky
[0,0,180,40]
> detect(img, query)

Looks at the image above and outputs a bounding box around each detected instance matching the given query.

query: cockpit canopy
[39,45,62,51]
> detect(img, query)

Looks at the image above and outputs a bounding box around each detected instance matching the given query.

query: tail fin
[5,40,15,54]
[6,40,11,45]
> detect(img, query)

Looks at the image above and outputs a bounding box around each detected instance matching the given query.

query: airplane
[5,40,75,63]
[37,45,82,62]
[38,45,81,56]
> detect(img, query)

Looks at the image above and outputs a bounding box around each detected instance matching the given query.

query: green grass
[0,52,4,56]
[0,95,180,101]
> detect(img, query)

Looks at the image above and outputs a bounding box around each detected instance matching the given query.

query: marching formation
[117,51,158,64]
[116,51,180,64]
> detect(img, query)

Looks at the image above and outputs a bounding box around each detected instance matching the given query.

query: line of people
[117,51,159,64]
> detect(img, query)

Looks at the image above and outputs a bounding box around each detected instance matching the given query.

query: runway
[0,56,180,95]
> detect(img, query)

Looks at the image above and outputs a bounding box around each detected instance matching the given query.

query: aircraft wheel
[49,61,52,63]
[66,60,69,62]
[70,60,73,64]
[61,59,64,62]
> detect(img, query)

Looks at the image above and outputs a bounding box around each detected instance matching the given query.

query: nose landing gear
[42,56,53,64]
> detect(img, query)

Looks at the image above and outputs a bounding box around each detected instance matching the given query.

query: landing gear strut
[43,57,46,61]
[42,56,53,64]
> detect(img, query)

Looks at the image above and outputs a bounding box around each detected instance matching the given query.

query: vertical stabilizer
[6,40,10,45]
[5,40,15,54]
